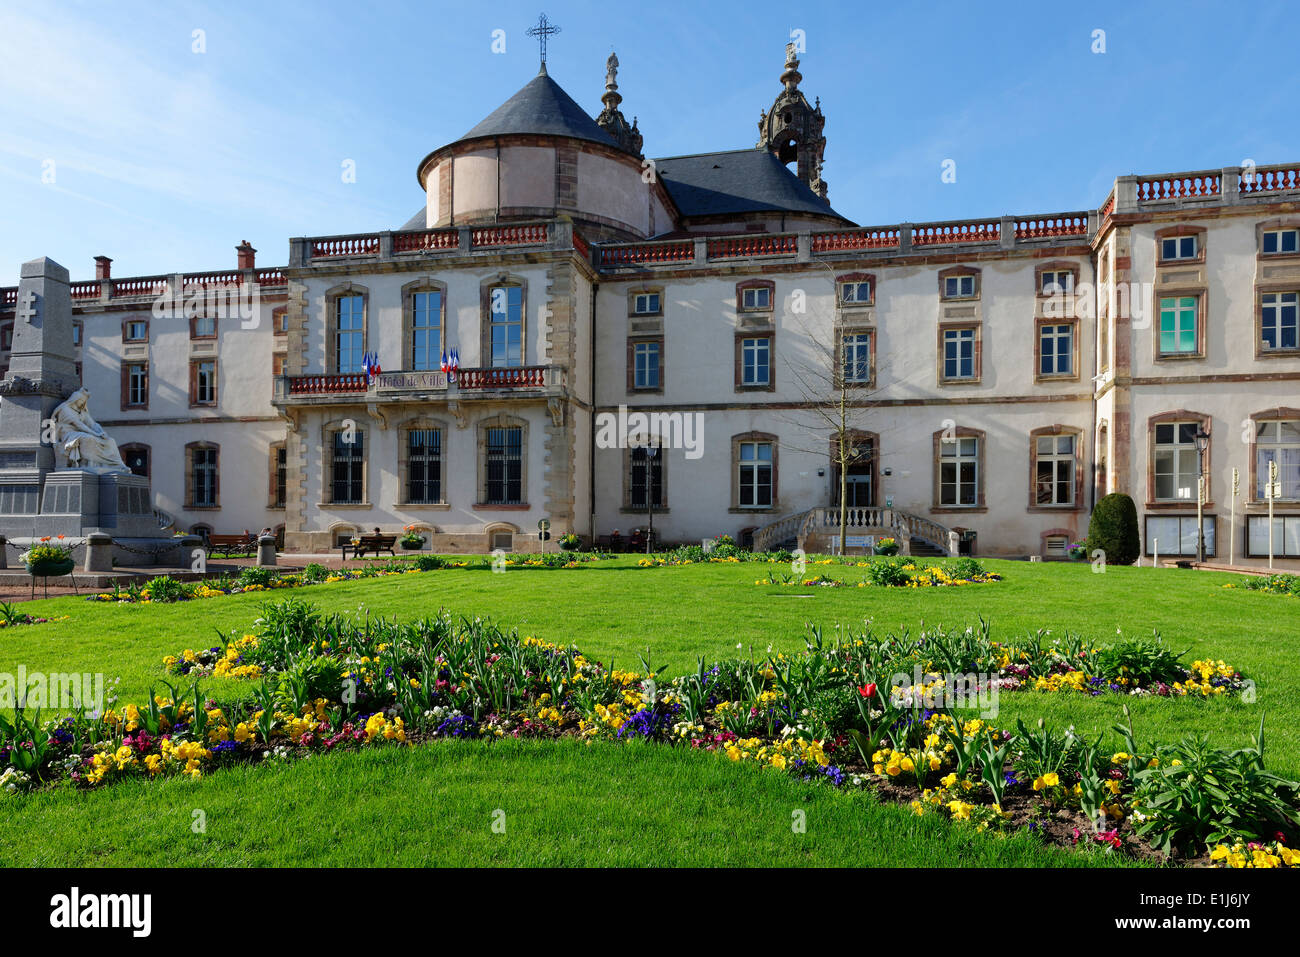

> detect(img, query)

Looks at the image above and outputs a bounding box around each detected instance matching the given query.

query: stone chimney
[236,240,256,269]
[94,255,112,279]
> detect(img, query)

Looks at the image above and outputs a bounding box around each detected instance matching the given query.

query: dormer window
[1161,235,1198,261]
[1263,228,1300,255]
[944,275,975,299]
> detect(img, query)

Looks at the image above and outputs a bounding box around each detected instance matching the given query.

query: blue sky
[0,0,1295,285]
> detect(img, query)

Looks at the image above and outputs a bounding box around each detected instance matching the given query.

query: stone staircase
[752,506,957,556]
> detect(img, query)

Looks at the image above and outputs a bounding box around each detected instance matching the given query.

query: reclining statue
[51,387,131,474]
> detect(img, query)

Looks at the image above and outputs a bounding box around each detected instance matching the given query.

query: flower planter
[873,544,899,556]
[400,540,424,551]
[27,557,75,578]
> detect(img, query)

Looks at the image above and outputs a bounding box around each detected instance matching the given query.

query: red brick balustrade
[707,234,798,259]
[572,231,589,260]
[69,281,100,299]
[287,374,369,395]
[471,224,548,247]
[188,270,243,288]
[598,241,694,266]
[393,229,458,253]
[1099,193,1115,220]
[1240,165,1300,194]
[1136,173,1221,201]
[254,268,286,286]
[811,228,901,252]
[311,235,381,259]
[1014,215,1089,239]
[912,221,1000,246]
[457,366,550,389]
[110,277,169,298]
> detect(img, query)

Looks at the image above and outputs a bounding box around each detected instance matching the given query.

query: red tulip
[858,682,877,699]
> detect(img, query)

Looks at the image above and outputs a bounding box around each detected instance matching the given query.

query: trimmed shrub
[1088,492,1141,565]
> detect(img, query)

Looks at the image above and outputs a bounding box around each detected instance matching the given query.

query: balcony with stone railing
[273,364,567,407]
[292,222,561,268]
[0,266,289,310]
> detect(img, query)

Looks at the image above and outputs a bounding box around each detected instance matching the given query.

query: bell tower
[757,43,827,200]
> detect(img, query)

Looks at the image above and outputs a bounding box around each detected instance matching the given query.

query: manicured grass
[0,737,1121,867]
[1,557,1294,866]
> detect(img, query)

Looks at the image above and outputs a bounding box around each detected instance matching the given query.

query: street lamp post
[1195,428,1210,563]
[644,443,659,554]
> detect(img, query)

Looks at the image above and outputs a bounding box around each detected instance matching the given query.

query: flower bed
[3,600,1290,867]
[0,600,63,630]
[754,556,1002,588]
[1227,573,1300,597]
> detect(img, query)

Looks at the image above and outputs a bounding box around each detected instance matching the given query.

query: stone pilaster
[542,261,577,533]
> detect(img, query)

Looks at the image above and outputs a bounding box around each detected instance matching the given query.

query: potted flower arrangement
[21,536,75,578]
[873,536,900,556]
[399,525,425,551]
[1067,540,1089,561]
[559,532,581,551]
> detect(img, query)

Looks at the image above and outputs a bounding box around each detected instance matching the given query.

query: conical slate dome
[460,70,618,149]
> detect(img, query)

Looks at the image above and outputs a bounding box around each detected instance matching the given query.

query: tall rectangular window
[192,359,216,404]
[489,286,523,367]
[1154,423,1201,501]
[192,447,218,507]
[738,441,772,507]
[633,341,660,389]
[273,446,287,508]
[842,332,872,384]
[126,363,148,407]
[332,430,364,504]
[407,428,442,504]
[412,291,442,371]
[335,295,365,373]
[943,328,976,379]
[629,446,663,509]
[740,337,770,386]
[1261,291,1298,351]
[1256,420,1300,500]
[1039,323,1074,375]
[485,426,523,504]
[939,436,979,506]
[1035,434,1076,505]
[1158,296,1198,355]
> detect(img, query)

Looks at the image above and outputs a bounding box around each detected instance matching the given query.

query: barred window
[485,426,522,504]
[407,428,442,504]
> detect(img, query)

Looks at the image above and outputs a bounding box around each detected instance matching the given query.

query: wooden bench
[205,533,257,558]
[340,534,397,560]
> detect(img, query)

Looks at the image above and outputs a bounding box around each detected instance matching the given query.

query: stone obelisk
[0,258,79,526]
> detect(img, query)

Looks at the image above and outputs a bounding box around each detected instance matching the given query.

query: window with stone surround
[837,272,875,307]
[733,434,776,509]
[400,419,445,505]
[1252,415,1300,502]
[1260,291,1299,353]
[190,358,217,406]
[484,281,525,368]
[628,337,662,392]
[939,324,980,383]
[626,445,665,511]
[481,422,525,506]
[1157,295,1204,357]
[1149,415,1211,505]
[1262,227,1300,256]
[933,427,985,510]
[839,328,875,387]
[938,266,980,301]
[122,318,148,343]
[186,442,220,508]
[122,361,149,410]
[629,289,663,317]
[190,315,217,340]
[325,284,369,375]
[736,279,775,314]
[1030,427,1083,508]
[403,280,445,371]
[269,442,286,509]
[326,427,367,505]
[736,334,772,389]
[1036,320,1077,379]
[1155,225,1206,265]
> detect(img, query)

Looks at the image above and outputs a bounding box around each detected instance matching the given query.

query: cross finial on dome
[527,13,561,71]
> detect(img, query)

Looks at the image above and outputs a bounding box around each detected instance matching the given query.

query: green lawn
[0,557,1294,866]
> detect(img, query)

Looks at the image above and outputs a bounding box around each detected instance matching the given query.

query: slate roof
[399,207,426,231]
[654,148,847,220]
[459,69,619,149]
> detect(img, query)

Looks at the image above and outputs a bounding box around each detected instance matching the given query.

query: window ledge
[728,506,779,514]
[185,505,221,511]
[931,506,988,514]
[473,503,530,511]
[1153,353,1205,362]
[1028,504,1084,512]
[396,502,452,510]
[620,507,669,514]
[317,502,374,509]
[1145,502,1216,510]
